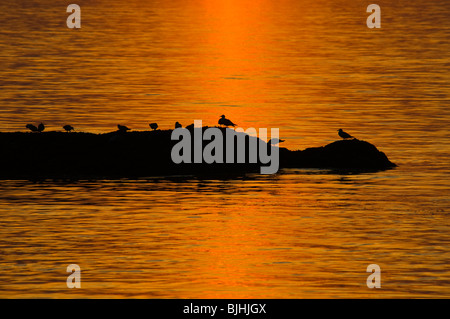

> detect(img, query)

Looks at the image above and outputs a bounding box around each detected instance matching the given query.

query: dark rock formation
[280,139,396,170]
[0,127,396,179]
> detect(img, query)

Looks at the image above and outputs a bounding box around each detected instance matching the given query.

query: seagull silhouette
[117,124,130,132]
[26,124,38,132]
[218,115,236,127]
[37,123,45,132]
[175,122,182,129]
[338,129,353,139]
[63,125,74,132]
[149,123,158,131]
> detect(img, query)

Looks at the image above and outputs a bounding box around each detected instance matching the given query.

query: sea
[0,0,449,298]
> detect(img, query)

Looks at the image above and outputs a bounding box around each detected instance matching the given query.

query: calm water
[0,0,449,298]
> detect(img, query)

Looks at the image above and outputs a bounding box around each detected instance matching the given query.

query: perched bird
[26,124,38,132]
[149,123,158,131]
[218,115,237,127]
[37,123,45,132]
[175,122,182,129]
[338,129,353,139]
[63,125,74,132]
[117,124,130,132]
[268,138,285,145]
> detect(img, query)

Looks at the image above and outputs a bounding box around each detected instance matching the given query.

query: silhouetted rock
[0,129,396,179]
[280,139,396,170]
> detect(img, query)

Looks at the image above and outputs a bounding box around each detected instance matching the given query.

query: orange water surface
[0,0,449,298]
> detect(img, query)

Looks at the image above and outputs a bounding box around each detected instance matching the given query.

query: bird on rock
[63,125,74,132]
[218,115,236,127]
[338,129,353,140]
[26,124,38,132]
[37,123,45,132]
[117,124,130,133]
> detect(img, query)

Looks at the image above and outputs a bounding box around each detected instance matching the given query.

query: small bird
[63,125,74,132]
[338,129,353,139]
[117,124,130,132]
[218,115,236,127]
[26,124,38,132]
[268,138,285,145]
[149,123,158,131]
[175,122,182,129]
[37,123,45,132]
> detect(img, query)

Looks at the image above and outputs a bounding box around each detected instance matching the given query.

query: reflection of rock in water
[0,128,396,179]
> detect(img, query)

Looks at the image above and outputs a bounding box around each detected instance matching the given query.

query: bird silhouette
[149,123,158,131]
[218,115,236,127]
[338,129,353,139]
[63,125,74,132]
[175,122,182,129]
[26,124,38,132]
[37,123,45,132]
[117,124,130,132]
[268,138,285,145]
